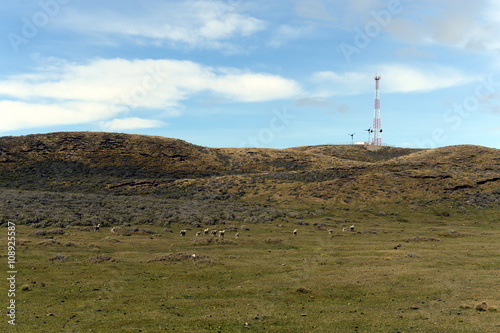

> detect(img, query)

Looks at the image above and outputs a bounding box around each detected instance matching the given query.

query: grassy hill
[0,132,498,216]
[0,132,499,332]
[0,132,377,176]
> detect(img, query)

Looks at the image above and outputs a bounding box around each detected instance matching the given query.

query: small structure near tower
[371,74,383,146]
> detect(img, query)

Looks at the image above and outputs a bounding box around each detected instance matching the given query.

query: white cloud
[317,0,499,55]
[0,58,301,132]
[211,73,302,102]
[311,71,368,96]
[395,47,435,59]
[294,97,350,113]
[268,24,314,48]
[311,64,476,96]
[0,100,123,132]
[384,0,500,53]
[294,0,336,22]
[57,0,265,51]
[100,118,165,131]
[377,64,476,93]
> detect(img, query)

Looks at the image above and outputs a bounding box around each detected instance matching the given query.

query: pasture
[1,209,499,332]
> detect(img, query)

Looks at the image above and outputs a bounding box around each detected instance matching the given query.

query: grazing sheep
[235,232,240,239]
[196,231,201,237]
[179,230,187,237]
[342,227,347,232]
[328,229,334,234]
[204,228,210,235]
[219,230,225,238]
[211,230,218,236]
[93,224,101,232]
[349,225,355,232]
[111,227,118,234]
[293,229,298,236]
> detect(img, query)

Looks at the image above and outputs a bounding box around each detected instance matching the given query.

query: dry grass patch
[147,252,214,264]
[192,238,237,246]
[404,236,441,242]
[38,239,61,246]
[49,255,69,262]
[30,228,65,236]
[87,254,117,263]
[438,230,473,237]
[101,237,121,243]
[476,302,497,312]
[264,238,283,244]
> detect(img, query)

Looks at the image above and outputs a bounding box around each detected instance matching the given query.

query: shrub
[147,252,214,264]
[31,230,47,236]
[192,238,236,246]
[295,220,309,226]
[295,287,311,294]
[49,255,68,262]
[438,230,471,237]
[87,255,116,263]
[404,236,440,242]
[48,228,65,235]
[264,238,283,244]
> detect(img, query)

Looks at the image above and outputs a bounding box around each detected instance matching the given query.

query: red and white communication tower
[371,74,382,146]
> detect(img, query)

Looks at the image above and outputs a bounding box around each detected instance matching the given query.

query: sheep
[349,225,355,232]
[196,231,201,237]
[342,227,347,232]
[219,230,225,238]
[179,229,187,237]
[93,224,101,232]
[293,229,298,236]
[111,227,117,234]
[235,232,240,239]
[204,228,210,235]
[211,230,218,236]
[328,229,334,234]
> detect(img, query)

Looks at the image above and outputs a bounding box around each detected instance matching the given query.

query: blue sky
[1,0,499,149]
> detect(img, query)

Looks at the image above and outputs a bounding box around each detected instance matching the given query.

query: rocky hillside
[0,132,498,209]
[0,132,413,187]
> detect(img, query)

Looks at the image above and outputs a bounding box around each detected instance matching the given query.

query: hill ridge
[0,132,498,207]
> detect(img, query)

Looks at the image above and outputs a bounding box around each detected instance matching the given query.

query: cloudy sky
[1,0,499,148]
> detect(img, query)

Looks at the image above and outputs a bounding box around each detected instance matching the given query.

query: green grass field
[2,207,499,333]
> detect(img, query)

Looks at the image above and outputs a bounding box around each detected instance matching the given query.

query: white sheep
[328,229,334,234]
[349,225,355,232]
[342,227,347,232]
[211,230,218,236]
[293,229,298,236]
[219,230,225,238]
[204,228,210,235]
[235,232,240,239]
[196,231,201,237]
[179,229,187,237]
[93,224,101,232]
[111,227,117,234]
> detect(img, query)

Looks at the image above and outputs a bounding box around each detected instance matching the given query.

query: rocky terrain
[0,132,498,226]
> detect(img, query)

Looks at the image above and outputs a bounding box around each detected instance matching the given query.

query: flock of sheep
[102,224,356,237]
[111,224,353,237]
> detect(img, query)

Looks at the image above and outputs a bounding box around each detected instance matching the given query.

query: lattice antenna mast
[372,74,382,146]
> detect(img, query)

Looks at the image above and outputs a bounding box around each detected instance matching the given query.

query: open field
[1,208,499,332]
[0,132,498,332]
